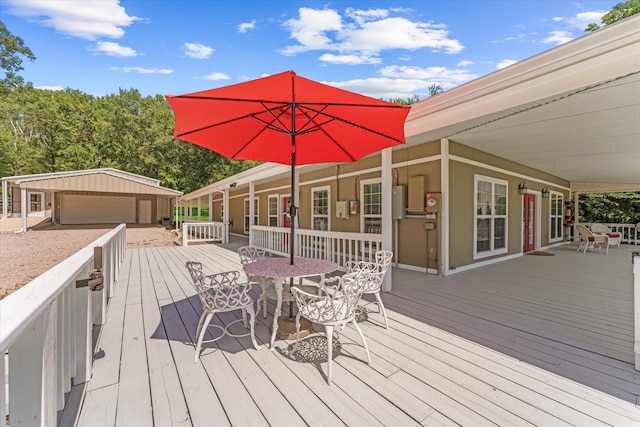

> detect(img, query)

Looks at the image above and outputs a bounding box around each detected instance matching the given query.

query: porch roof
[2,168,183,197]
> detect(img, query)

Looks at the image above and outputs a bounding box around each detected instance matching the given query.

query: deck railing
[182,221,225,246]
[250,225,383,268]
[634,252,640,371]
[588,223,640,245]
[0,224,126,426]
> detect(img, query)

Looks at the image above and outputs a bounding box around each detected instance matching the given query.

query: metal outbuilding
[1,168,182,231]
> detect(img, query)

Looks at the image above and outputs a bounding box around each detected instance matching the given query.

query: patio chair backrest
[238,245,267,282]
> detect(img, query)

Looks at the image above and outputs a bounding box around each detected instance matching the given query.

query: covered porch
[65,240,639,426]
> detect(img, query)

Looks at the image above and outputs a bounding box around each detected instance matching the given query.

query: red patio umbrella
[166,70,410,265]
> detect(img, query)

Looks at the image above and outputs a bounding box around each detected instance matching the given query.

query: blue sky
[1,0,615,100]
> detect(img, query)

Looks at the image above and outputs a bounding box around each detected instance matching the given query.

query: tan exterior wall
[448,141,570,269]
[215,139,570,272]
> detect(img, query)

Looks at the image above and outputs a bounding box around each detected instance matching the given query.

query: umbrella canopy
[167,70,410,264]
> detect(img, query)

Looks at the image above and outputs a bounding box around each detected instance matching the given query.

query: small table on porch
[243,257,339,349]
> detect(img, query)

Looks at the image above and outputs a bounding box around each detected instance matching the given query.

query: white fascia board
[181,163,291,200]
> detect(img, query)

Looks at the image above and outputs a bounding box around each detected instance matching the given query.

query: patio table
[243,257,339,349]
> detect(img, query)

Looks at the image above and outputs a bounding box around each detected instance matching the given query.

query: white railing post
[9,304,57,426]
[74,283,93,384]
[633,253,640,371]
[183,223,188,246]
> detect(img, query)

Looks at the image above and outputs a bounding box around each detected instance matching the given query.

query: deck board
[67,242,640,426]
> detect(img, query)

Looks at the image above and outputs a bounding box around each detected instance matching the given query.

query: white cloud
[110,67,173,74]
[319,53,381,65]
[280,7,463,61]
[317,64,478,99]
[5,0,139,40]
[496,59,517,69]
[92,41,136,57]
[457,60,473,67]
[238,19,256,33]
[541,30,573,45]
[184,43,214,59]
[202,72,230,81]
[559,11,606,30]
[35,85,64,91]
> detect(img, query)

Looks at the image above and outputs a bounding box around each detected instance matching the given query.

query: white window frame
[243,197,258,234]
[311,185,331,231]
[268,194,279,227]
[549,191,564,243]
[360,178,382,234]
[29,191,44,213]
[474,175,508,259]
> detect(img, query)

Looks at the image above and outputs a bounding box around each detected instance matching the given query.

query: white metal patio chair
[590,224,622,248]
[238,245,275,318]
[185,262,260,363]
[291,273,371,385]
[575,224,609,254]
[345,250,393,329]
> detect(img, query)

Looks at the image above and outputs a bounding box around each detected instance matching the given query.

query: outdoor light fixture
[518,181,528,195]
[229,182,237,188]
[541,187,550,198]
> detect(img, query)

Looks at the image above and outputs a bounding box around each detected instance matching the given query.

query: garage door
[61,195,136,224]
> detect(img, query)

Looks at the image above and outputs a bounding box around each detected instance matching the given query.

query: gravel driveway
[0,224,179,298]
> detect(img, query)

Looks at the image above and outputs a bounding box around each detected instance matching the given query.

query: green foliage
[576,192,640,224]
[0,85,258,194]
[0,20,36,90]
[585,0,640,31]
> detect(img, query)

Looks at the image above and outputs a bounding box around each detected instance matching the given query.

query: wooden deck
[63,242,640,426]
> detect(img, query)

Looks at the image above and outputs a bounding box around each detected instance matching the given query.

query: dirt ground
[0,224,179,298]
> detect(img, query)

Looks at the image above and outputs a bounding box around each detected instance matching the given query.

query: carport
[1,168,182,231]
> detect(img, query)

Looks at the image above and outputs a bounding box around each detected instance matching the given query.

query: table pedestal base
[271,316,313,340]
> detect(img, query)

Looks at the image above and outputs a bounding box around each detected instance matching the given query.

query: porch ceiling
[451,72,640,192]
[405,16,640,193]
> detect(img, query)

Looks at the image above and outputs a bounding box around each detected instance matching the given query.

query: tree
[585,0,640,32]
[0,20,36,90]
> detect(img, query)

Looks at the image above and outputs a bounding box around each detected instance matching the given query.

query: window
[29,192,43,212]
[311,186,330,231]
[474,176,508,258]
[549,192,564,242]
[268,195,279,227]
[243,197,258,234]
[361,179,382,234]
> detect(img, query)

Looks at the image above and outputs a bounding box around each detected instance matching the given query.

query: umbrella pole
[289,127,297,318]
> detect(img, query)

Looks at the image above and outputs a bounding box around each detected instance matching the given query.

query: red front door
[523,194,536,253]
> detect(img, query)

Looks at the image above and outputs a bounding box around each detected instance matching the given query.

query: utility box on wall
[336,200,349,219]
[392,185,406,219]
[408,175,426,213]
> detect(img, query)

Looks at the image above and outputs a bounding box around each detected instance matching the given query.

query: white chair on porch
[238,245,275,318]
[575,224,609,254]
[185,262,260,362]
[590,224,622,248]
[345,250,393,329]
[291,273,371,385]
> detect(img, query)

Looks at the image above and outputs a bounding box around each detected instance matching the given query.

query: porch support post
[574,192,580,242]
[249,182,255,246]
[223,189,230,244]
[2,179,8,219]
[197,197,201,221]
[21,187,27,232]
[208,193,213,222]
[440,138,450,276]
[381,147,393,292]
